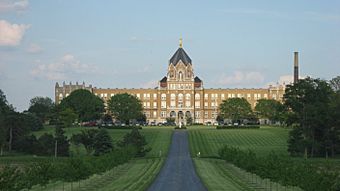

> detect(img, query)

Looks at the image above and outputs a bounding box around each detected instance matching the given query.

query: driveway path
[147,130,207,191]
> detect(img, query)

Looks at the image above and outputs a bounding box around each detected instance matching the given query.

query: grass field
[0,126,173,191]
[194,158,302,191]
[189,126,340,191]
[188,126,289,157]
[30,158,164,191]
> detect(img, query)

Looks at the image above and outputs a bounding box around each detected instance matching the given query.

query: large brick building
[55,40,286,124]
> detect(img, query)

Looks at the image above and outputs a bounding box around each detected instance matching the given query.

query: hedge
[218,145,340,191]
[216,125,260,129]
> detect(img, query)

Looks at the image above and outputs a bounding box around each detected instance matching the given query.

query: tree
[22,113,43,131]
[28,97,54,123]
[108,93,143,124]
[93,129,113,156]
[219,98,253,124]
[284,77,334,157]
[59,108,77,128]
[2,112,29,152]
[118,128,150,157]
[55,127,70,156]
[59,89,104,122]
[71,129,99,155]
[329,76,340,92]
[255,99,286,124]
[38,134,55,155]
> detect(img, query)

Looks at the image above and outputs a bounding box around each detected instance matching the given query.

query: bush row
[216,125,260,129]
[101,126,142,129]
[0,146,137,191]
[218,145,340,191]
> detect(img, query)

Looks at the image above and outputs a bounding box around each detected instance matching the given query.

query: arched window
[195,93,200,100]
[178,94,183,101]
[170,94,176,100]
[179,71,183,81]
[185,93,191,100]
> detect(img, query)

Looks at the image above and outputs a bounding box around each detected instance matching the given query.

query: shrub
[216,125,260,129]
[174,126,187,129]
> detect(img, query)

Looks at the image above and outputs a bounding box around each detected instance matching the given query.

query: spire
[179,37,183,48]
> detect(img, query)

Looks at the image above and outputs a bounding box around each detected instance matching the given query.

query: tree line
[218,76,340,158]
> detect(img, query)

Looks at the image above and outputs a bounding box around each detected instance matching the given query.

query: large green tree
[219,98,253,123]
[284,77,335,157]
[59,108,77,128]
[28,97,54,123]
[108,93,143,124]
[255,99,286,124]
[59,89,104,122]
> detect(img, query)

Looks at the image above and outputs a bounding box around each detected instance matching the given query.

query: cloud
[0,0,28,13]
[0,20,30,46]
[30,54,97,80]
[140,80,158,89]
[217,71,264,87]
[266,75,306,87]
[26,43,42,53]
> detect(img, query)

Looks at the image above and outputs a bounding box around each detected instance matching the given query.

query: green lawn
[194,158,302,191]
[0,126,173,191]
[188,126,289,157]
[30,158,164,191]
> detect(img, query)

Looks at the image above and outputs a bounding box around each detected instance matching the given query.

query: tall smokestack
[294,52,299,84]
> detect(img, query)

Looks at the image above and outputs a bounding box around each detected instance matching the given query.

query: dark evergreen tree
[93,129,113,156]
[118,128,150,157]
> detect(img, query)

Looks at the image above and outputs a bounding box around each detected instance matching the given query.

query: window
[136,94,140,98]
[153,111,157,118]
[104,93,107,98]
[195,101,200,108]
[153,102,157,108]
[161,101,167,108]
[153,93,157,99]
[228,93,231,98]
[232,94,235,98]
[195,93,200,100]
[247,94,251,99]
[221,94,225,100]
[237,94,242,98]
[161,111,166,118]
[204,102,208,107]
[211,102,215,107]
[161,93,166,100]
[204,111,208,118]
[111,93,115,97]
[185,101,191,107]
[264,94,268,98]
[146,102,150,108]
[171,94,176,101]
[195,111,200,118]
[170,101,176,107]
[204,94,208,99]
[59,93,63,98]
[185,93,191,100]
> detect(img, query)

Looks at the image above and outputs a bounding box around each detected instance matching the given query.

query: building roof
[160,76,167,83]
[194,76,202,83]
[169,48,192,66]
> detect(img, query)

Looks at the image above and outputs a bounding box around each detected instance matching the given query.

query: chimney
[294,52,299,84]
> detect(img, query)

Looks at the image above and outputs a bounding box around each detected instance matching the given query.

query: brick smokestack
[294,52,299,84]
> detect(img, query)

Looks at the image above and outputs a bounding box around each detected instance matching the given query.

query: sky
[0,0,339,111]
